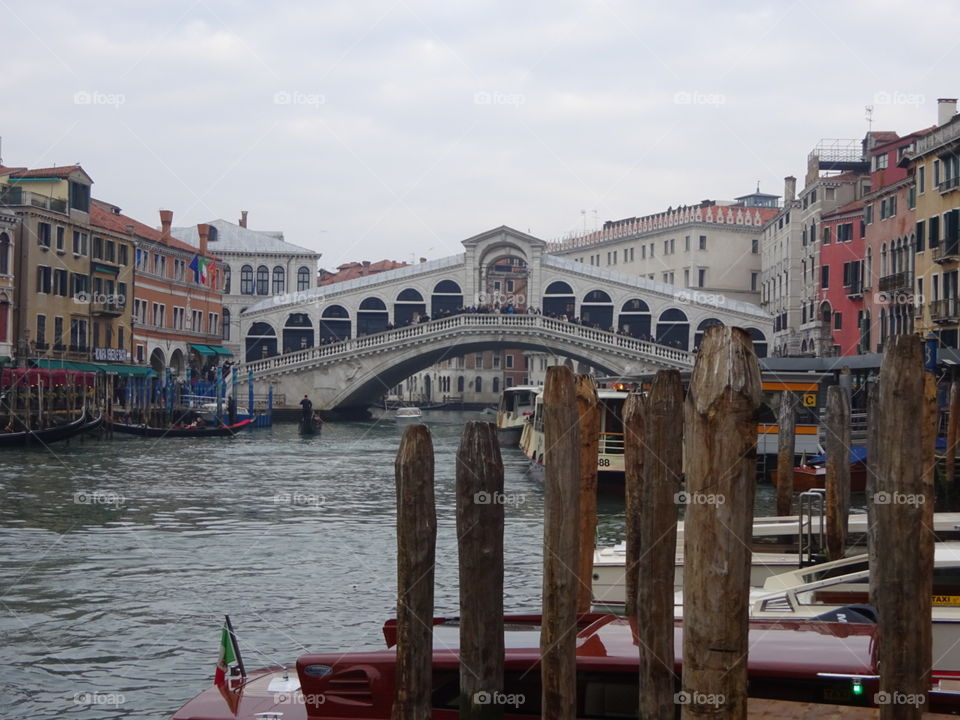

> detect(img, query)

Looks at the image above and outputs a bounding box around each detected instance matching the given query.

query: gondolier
[299,395,312,422]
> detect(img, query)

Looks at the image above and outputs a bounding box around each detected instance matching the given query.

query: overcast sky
[2,0,956,269]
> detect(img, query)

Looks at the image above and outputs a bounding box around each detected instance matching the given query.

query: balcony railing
[931,298,960,323]
[878,270,914,293]
[846,278,864,299]
[91,301,124,317]
[940,176,960,193]
[0,185,68,214]
[934,241,960,264]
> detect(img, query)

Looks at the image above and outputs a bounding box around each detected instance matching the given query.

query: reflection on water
[0,409,776,718]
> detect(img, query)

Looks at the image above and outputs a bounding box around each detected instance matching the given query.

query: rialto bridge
[237,226,772,412]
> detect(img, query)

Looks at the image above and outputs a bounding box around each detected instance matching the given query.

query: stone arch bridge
[238,226,772,412]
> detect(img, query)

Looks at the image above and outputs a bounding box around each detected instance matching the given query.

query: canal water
[0,410,776,719]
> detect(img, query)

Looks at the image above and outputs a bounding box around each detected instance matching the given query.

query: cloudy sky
[2,0,956,269]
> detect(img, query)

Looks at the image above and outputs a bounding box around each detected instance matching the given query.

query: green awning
[209,346,233,357]
[34,358,155,377]
[94,363,155,377]
[190,344,217,356]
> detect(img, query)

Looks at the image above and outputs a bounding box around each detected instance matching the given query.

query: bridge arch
[246,321,277,361]
[543,281,575,317]
[694,317,724,349]
[656,308,690,350]
[746,327,768,358]
[394,288,426,326]
[618,298,651,338]
[581,289,613,330]
[431,280,463,317]
[320,305,351,343]
[283,313,314,352]
[357,297,389,336]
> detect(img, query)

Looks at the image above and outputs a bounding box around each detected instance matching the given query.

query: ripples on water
[0,410,775,719]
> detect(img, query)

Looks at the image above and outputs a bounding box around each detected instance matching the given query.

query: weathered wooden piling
[824,385,851,561]
[622,392,645,618]
[775,390,798,516]
[870,335,933,719]
[456,421,505,720]
[637,369,684,720]
[681,326,762,720]
[540,365,580,720]
[866,381,879,607]
[393,424,437,720]
[575,374,600,614]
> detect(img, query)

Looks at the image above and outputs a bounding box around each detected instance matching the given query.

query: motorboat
[395,406,423,420]
[495,385,539,447]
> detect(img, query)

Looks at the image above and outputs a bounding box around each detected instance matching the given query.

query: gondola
[0,408,102,448]
[106,418,253,438]
[298,415,322,435]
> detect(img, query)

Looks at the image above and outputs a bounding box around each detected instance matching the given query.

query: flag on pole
[214,615,246,687]
[200,257,210,284]
[189,254,201,283]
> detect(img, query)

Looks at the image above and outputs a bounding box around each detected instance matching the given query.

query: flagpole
[224,614,246,679]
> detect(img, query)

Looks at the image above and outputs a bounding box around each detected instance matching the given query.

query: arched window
[240,265,254,295]
[0,233,9,275]
[457,376,465,393]
[492,377,500,393]
[256,265,269,295]
[223,264,231,294]
[474,376,482,393]
[272,266,285,294]
[222,308,231,340]
[297,266,311,291]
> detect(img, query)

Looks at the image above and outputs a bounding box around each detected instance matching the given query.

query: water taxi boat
[495,385,539,447]
[172,612,960,718]
[395,406,423,420]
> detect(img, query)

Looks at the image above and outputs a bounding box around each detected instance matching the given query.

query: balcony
[845,277,864,299]
[934,241,960,264]
[0,185,68,214]
[940,176,960,194]
[91,300,124,317]
[931,298,960,324]
[878,270,914,294]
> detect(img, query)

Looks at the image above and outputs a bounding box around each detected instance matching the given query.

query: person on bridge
[300,395,313,422]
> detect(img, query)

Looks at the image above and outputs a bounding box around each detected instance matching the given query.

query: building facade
[0,209,16,361]
[906,99,960,348]
[91,203,225,374]
[170,215,320,358]
[818,200,866,355]
[0,164,135,369]
[550,192,779,306]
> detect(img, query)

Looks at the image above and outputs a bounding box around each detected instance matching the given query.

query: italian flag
[214,619,240,687]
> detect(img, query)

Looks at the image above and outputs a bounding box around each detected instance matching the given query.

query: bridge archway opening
[283,313,314,353]
[694,318,724,350]
[656,308,689,350]
[246,321,277,361]
[357,297,388,336]
[618,298,651,338]
[170,348,185,375]
[150,348,165,375]
[543,281,575,318]
[483,255,527,309]
[320,305,351,343]
[581,290,613,330]
[394,288,426,326]
[432,280,463,317]
[746,327,768,358]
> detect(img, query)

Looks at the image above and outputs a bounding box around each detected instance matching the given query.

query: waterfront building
[170,213,320,358]
[0,208,16,361]
[904,98,960,348]
[549,192,779,307]
[91,204,225,374]
[0,164,135,369]
[817,200,866,355]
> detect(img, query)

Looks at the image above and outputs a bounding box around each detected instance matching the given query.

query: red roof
[89,201,216,258]
[319,259,408,285]
[6,165,84,179]
[821,199,865,221]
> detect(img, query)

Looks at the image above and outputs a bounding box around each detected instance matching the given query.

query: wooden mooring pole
[637,369,683,720]
[870,335,933,719]
[866,381,879,607]
[575,374,600,615]
[946,380,960,496]
[540,365,579,720]
[681,326,761,720]
[622,392,644,618]
[824,385,851,561]
[393,424,436,720]
[456,421,505,720]
[775,390,797,516]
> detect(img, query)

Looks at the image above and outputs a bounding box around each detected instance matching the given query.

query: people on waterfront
[227,395,237,426]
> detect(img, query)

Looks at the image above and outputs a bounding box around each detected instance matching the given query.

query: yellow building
[907,99,960,348]
[0,164,135,367]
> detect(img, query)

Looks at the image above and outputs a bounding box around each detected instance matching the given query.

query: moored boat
[0,407,102,448]
[171,612,960,718]
[495,384,539,447]
[770,446,868,492]
[107,418,252,438]
[395,406,423,420]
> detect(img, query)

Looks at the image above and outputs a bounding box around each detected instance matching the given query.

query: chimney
[420,257,427,263]
[362,260,371,267]
[784,176,797,204]
[239,210,248,228]
[938,98,958,126]
[159,209,173,241]
[197,223,210,258]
